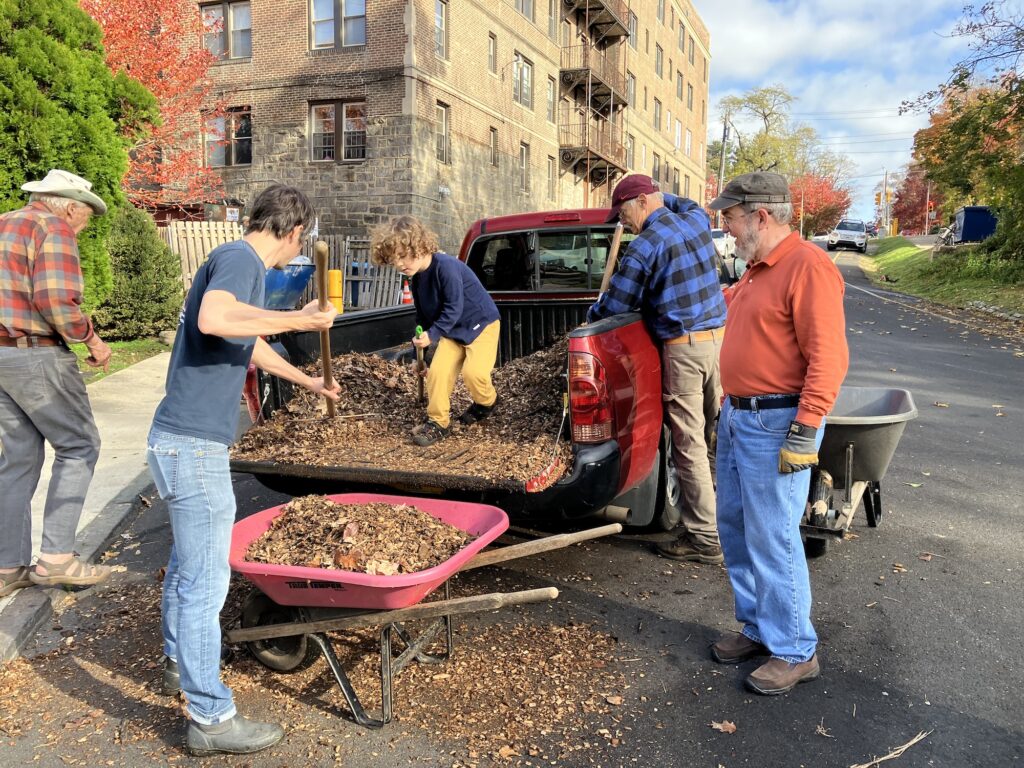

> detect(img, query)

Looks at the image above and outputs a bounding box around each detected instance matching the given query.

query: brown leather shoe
[745,655,820,695]
[654,533,724,564]
[711,633,769,664]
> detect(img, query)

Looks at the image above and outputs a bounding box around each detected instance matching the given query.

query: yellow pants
[426,320,500,429]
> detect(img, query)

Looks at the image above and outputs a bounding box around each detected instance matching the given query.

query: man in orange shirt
[707,173,848,695]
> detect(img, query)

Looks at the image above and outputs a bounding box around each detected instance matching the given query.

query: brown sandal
[0,566,33,597]
[29,556,111,587]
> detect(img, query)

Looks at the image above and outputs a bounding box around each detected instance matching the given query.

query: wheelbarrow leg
[863,481,882,527]
[308,633,386,729]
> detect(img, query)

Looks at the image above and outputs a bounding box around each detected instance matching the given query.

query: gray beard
[735,227,760,263]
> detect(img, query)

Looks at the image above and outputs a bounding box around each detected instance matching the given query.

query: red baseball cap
[606,174,659,223]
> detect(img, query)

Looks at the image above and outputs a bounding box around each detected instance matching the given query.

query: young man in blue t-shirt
[370,216,500,447]
[147,185,339,756]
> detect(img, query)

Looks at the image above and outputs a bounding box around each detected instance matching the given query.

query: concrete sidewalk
[0,352,170,662]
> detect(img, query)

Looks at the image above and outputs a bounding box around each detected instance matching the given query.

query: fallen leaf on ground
[892,563,908,573]
[918,553,934,562]
[933,402,950,408]
[710,720,737,734]
[605,695,623,705]
[903,482,923,488]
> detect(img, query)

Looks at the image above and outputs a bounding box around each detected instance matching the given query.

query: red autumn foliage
[81,0,224,209]
[892,169,942,236]
[789,174,851,235]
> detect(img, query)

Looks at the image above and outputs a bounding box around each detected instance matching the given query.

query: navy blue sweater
[412,252,499,345]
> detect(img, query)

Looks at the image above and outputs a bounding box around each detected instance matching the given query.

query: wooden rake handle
[599,222,625,294]
[314,241,336,419]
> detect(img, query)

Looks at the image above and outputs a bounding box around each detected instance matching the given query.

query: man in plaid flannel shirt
[0,169,113,598]
[587,174,728,563]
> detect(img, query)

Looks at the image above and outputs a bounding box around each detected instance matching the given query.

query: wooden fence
[160,222,404,310]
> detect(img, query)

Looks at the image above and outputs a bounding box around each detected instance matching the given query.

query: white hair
[741,200,793,226]
[29,193,77,214]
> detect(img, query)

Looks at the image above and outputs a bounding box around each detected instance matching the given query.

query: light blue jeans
[146,428,237,725]
[715,399,825,663]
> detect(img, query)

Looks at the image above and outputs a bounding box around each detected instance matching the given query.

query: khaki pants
[426,321,500,429]
[661,332,722,546]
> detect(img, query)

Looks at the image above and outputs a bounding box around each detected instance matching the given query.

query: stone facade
[199,0,711,253]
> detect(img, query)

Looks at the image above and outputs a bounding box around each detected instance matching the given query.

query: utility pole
[882,168,889,235]
[799,185,805,239]
[923,181,931,235]
[716,114,729,227]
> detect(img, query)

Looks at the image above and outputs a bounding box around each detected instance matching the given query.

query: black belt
[728,394,800,411]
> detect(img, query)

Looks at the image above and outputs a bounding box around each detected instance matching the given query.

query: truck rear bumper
[521,441,621,519]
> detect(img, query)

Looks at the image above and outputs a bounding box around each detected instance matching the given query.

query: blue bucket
[264,257,315,310]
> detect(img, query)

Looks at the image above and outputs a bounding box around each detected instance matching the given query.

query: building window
[703,56,708,82]
[548,0,558,40]
[202,2,251,60]
[436,102,450,163]
[546,77,557,123]
[435,0,448,58]
[488,33,497,74]
[512,53,533,109]
[204,107,251,167]
[547,156,556,200]
[702,100,706,124]
[628,12,637,48]
[684,174,691,198]
[520,142,530,191]
[673,167,680,195]
[655,44,663,77]
[626,72,636,107]
[515,0,534,21]
[490,127,499,166]
[676,71,683,100]
[667,109,672,133]
[656,0,665,23]
[674,119,681,149]
[685,128,692,157]
[625,134,635,168]
[678,21,685,52]
[310,101,366,161]
[653,98,661,130]
[689,35,696,64]
[643,86,647,110]
[309,0,366,49]
[652,152,660,181]
[687,83,694,110]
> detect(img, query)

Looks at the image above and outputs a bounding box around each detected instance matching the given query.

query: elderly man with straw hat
[0,169,113,598]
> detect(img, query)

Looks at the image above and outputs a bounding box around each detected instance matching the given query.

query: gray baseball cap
[709,172,791,211]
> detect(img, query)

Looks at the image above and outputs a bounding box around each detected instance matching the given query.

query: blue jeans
[715,399,825,663]
[146,428,237,725]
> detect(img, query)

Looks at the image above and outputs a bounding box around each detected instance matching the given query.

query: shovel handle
[599,222,625,294]
[314,241,336,418]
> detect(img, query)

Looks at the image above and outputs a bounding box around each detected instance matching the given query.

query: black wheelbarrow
[801,387,918,557]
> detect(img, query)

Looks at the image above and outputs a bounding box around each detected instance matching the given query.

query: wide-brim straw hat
[21,169,108,215]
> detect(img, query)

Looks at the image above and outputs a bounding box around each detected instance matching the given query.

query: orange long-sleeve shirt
[720,231,849,428]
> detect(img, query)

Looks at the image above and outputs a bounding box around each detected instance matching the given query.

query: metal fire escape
[558,0,630,186]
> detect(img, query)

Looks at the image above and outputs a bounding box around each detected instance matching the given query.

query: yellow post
[327,269,345,314]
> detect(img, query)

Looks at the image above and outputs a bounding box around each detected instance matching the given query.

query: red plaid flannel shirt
[0,202,94,344]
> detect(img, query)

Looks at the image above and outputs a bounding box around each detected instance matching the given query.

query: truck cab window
[467,235,533,290]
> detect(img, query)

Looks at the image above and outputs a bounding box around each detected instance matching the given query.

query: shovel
[414,324,426,404]
[314,241,336,419]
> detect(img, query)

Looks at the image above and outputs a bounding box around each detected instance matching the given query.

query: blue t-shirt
[151,241,265,445]
[412,252,500,345]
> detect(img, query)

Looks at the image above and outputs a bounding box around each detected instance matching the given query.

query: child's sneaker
[458,397,499,425]
[412,420,449,447]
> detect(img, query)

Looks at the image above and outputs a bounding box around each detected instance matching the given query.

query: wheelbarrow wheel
[240,590,321,673]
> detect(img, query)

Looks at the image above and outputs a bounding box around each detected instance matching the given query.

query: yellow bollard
[327,269,344,314]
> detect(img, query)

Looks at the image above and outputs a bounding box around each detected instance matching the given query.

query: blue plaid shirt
[587,194,726,340]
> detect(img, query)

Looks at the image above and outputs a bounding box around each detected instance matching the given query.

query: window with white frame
[674,119,681,149]
[655,44,663,77]
[676,71,683,100]
[548,0,558,40]
[667,109,672,133]
[515,0,533,21]
[689,35,696,64]
[653,98,661,130]
[488,33,497,74]
[202,2,251,60]
[546,77,557,123]
[652,153,660,180]
[520,142,530,191]
[435,0,447,58]
[626,72,636,107]
[687,83,694,110]
[310,0,366,49]
[684,128,692,157]
[547,156,556,200]
[512,53,533,109]
[490,127,499,166]
[656,0,664,23]
[625,134,635,168]
[628,12,637,48]
[684,174,691,198]
[204,107,251,167]
[673,167,680,195]
[310,101,366,161]
[678,21,685,51]
[436,102,450,163]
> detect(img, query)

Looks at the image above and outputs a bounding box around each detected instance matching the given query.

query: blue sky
[700,0,976,220]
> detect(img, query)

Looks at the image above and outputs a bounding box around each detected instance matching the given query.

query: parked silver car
[827,219,868,253]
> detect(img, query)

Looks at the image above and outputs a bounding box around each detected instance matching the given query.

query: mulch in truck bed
[232,338,573,490]
[245,495,472,575]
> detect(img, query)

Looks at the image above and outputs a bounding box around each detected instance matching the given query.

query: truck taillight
[569,351,614,443]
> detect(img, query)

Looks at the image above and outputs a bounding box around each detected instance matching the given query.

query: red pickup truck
[234,207,681,530]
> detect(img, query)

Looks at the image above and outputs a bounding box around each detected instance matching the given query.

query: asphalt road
[7,245,1022,767]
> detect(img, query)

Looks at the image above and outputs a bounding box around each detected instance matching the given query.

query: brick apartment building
[198,0,710,251]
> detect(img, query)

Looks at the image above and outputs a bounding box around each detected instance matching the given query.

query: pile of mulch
[232,338,573,490]
[245,495,472,575]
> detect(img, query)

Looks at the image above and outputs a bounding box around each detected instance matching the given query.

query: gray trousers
[0,346,100,567]
[661,334,723,546]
